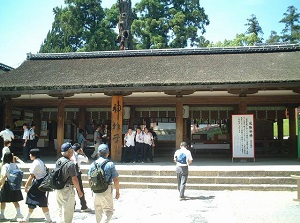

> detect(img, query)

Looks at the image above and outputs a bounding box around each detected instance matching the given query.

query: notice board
[232,114,255,161]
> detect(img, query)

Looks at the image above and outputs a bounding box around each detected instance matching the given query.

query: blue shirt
[87,157,119,183]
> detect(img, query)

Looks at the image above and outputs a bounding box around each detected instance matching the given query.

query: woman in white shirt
[19,149,53,223]
[0,152,23,221]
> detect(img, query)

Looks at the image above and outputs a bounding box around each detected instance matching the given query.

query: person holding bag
[19,148,53,223]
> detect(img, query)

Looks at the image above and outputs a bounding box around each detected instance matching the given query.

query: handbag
[38,166,53,192]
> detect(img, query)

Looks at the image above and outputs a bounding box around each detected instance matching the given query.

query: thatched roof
[0,44,300,96]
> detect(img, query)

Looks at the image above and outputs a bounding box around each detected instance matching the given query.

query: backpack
[7,166,23,191]
[90,160,110,193]
[38,158,70,192]
[177,153,187,164]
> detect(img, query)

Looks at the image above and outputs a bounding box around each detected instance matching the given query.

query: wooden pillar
[277,119,284,140]
[110,96,123,161]
[3,99,13,129]
[78,107,86,131]
[288,107,297,156]
[128,106,135,129]
[238,100,247,114]
[176,97,183,148]
[57,99,65,156]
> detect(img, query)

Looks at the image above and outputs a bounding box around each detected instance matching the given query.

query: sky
[0,0,299,68]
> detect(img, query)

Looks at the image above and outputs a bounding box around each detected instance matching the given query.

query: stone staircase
[20,166,300,191]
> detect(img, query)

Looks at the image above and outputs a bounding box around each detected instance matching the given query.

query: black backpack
[90,160,110,193]
[38,158,70,192]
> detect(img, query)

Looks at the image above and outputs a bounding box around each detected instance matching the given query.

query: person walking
[28,124,38,149]
[0,125,14,146]
[71,143,91,212]
[56,142,83,223]
[1,140,24,163]
[77,129,87,150]
[87,144,120,223]
[19,148,53,223]
[0,152,23,221]
[91,125,103,159]
[22,123,30,162]
[173,142,193,200]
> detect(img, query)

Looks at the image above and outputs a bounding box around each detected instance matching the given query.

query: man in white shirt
[28,124,38,149]
[173,142,193,200]
[0,125,14,145]
[122,128,135,163]
[22,123,30,161]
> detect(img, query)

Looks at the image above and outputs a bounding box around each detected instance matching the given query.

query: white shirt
[174,146,193,166]
[1,146,10,161]
[23,129,29,140]
[0,129,14,141]
[30,158,46,180]
[124,131,135,147]
[143,132,153,146]
[29,128,35,140]
[1,163,18,180]
[72,151,89,170]
[135,132,144,143]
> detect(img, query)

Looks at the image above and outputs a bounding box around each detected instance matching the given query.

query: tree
[279,6,300,43]
[244,14,263,43]
[209,33,260,47]
[265,31,281,44]
[40,0,118,53]
[132,0,210,49]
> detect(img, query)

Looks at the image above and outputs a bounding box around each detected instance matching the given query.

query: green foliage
[40,0,118,53]
[265,31,281,44]
[279,5,300,43]
[132,0,209,49]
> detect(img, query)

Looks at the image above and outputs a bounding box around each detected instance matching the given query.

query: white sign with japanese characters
[232,114,255,158]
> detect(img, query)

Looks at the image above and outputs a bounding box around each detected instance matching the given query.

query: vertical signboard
[297,109,300,159]
[111,96,123,161]
[232,114,255,161]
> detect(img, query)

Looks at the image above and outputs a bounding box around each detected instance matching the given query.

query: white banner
[232,114,255,159]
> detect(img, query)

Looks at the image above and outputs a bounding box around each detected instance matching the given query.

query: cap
[180,142,188,147]
[61,142,75,152]
[98,144,109,155]
[30,148,40,153]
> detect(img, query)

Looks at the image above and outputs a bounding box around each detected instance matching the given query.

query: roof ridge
[27,44,300,60]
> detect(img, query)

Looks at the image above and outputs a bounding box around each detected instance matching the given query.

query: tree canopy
[279,5,300,43]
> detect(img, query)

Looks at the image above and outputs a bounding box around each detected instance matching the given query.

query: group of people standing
[122,126,156,163]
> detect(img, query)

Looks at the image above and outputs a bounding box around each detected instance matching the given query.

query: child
[0,152,23,221]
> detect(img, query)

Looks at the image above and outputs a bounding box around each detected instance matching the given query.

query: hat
[98,144,109,155]
[61,142,75,152]
[30,148,40,153]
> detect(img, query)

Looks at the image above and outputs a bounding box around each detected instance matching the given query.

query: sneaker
[81,208,92,212]
[17,219,28,223]
[11,214,23,222]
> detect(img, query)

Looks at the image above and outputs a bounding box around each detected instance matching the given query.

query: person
[22,123,30,162]
[149,128,158,157]
[134,126,144,163]
[77,129,87,149]
[19,148,53,223]
[0,125,14,145]
[142,127,155,163]
[122,127,135,163]
[173,142,193,200]
[91,125,103,159]
[71,143,91,212]
[28,124,38,149]
[0,152,23,221]
[56,142,83,223]
[87,144,120,223]
[1,140,24,164]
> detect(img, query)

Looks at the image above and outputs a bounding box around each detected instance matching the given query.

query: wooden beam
[57,100,65,157]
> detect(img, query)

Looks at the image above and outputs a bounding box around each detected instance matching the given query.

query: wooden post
[4,99,13,129]
[277,119,283,140]
[238,100,247,114]
[78,107,86,131]
[176,97,183,148]
[110,96,123,161]
[288,107,297,156]
[57,99,65,157]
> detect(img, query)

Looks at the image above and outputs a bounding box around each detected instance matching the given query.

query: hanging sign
[232,114,255,160]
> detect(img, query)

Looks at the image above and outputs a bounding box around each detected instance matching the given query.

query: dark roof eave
[1,82,300,96]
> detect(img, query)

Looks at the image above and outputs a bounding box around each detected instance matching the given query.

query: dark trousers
[122,145,134,162]
[134,142,144,162]
[143,144,153,162]
[176,166,188,198]
[23,140,30,161]
[77,171,88,210]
